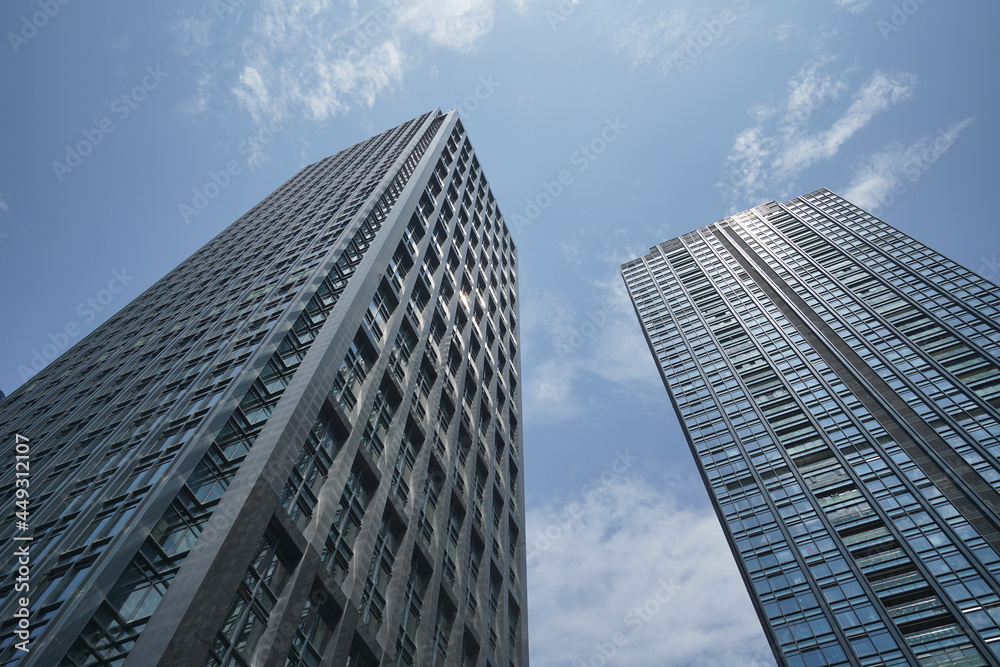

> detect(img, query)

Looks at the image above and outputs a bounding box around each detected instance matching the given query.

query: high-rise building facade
[0,109,527,667]
[623,189,1000,667]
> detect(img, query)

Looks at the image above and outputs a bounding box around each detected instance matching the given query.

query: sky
[2,1,999,664]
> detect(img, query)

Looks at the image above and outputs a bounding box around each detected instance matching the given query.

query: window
[322,461,376,582]
[360,378,401,461]
[360,511,404,631]
[285,592,338,666]
[204,530,296,666]
[332,330,378,412]
[431,593,456,667]
[391,419,423,504]
[394,557,430,667]
[280,415,340,528]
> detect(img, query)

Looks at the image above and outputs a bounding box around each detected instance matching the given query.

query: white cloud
[609,5,690,70]
[179,71,218,119]
[0,194,10,213]
[719,60,917,205]
[779,71,915,174]
[781,55,848,126]
[525,357,584,422]
[585,272,661,387]
[173,15,216,55]
[559,238,584,264]
[594,0,756,74]
[843,118,974,212]
[232,66,272,121]
[528,473,776,667]
[227,0,407,123]
[172,0,247,56]
[520,289,585,421]
[522,269,663,424]
[519,287,575,341]
[109,35,131,50]
[398,0,495,51]
[835,0,875,14]
[591,313,659,387]
[177,0,506,128]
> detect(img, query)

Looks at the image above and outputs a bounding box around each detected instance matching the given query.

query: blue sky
[2,0,999,664]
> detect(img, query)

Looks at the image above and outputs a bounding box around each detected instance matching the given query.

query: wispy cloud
[843,118,974,212]
[719,59,917,205]
[398,0,495,51]
[774,22,794,41]
[780,70,916,173]
[558,238,583,264]
[179,71,217,119]
[172,0,248,56]
[608,5,690,69]
[522,266,664,424]
[0,194,10,213]
[525,357,583,422]
[835,0,875,14]
[175,0,505,127]
[108,34,131,50]
[528,472,776,667]
[230,0,407,123]
[596,0,756,73]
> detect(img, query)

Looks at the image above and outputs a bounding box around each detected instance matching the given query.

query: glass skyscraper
[622,189,1000,666]
[0,109,527,666]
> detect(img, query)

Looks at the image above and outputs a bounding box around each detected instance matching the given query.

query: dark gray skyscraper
[623,189,1000,667]
[0,110,527,667]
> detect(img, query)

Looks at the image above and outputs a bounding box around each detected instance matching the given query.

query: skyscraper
[622,189,1000,666]
[0,109,527,666]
